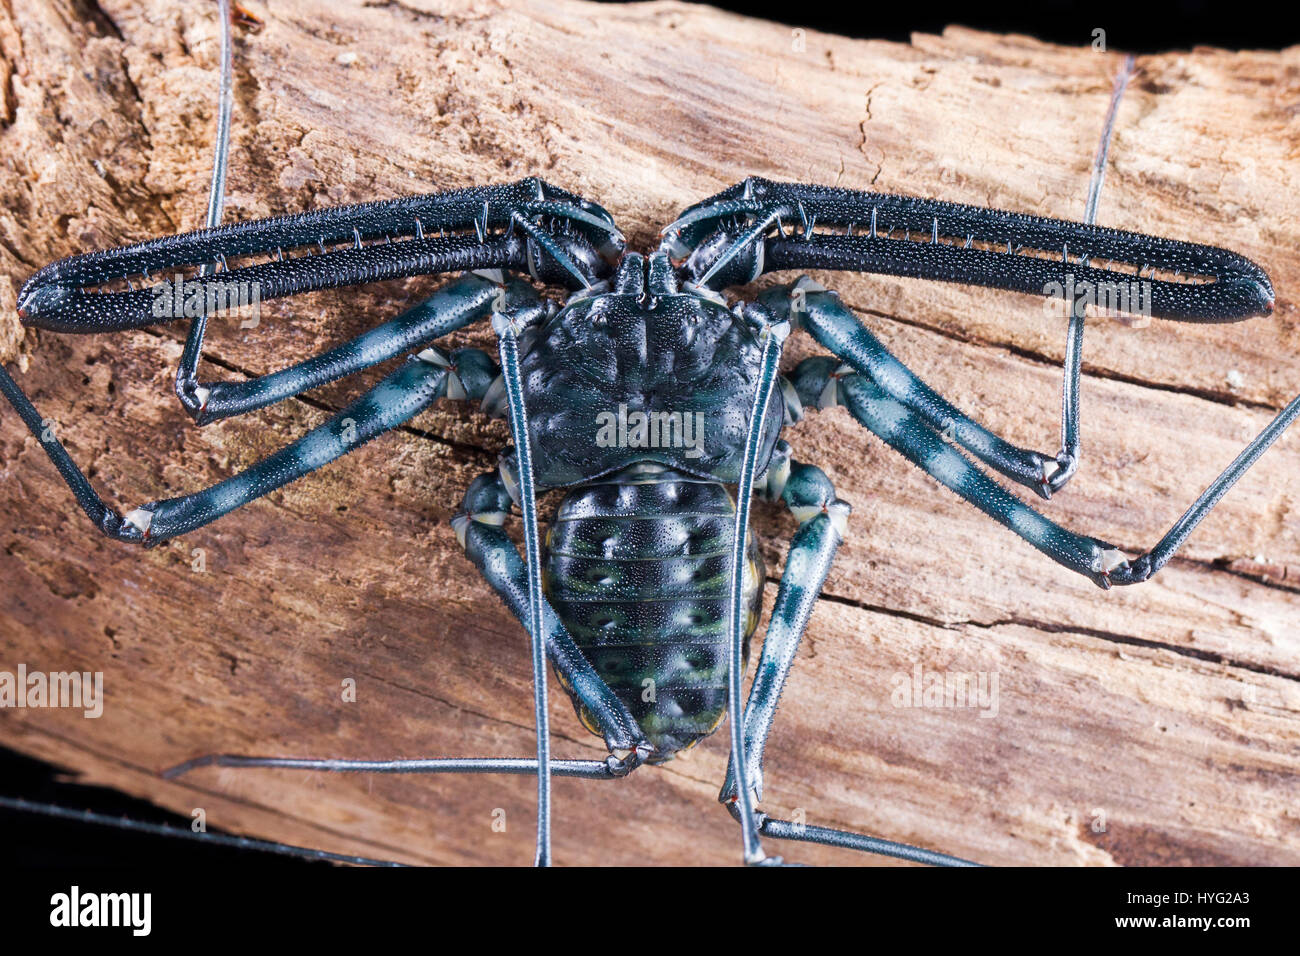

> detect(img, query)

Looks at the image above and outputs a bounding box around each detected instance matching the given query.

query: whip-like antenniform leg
[1053,54,1136,492]
[724,306,790,865]
[498,308,553,868]
[172,5,578,436]
[177,0,236,415]
[755,817,979,866]
[164,756,623,779]
[163,475,651,824]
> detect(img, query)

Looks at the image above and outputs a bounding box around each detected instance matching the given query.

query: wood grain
[0,0,1298,865]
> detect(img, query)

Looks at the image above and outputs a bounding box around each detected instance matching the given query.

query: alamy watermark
[595,404,706,459]
[152,273,262,328]
[1042,275,1153,323]
[0,663,103,718]
[889,663,999,718]
[50,886,150,936]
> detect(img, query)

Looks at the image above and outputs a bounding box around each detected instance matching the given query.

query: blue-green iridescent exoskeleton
[516,252,779,760]
[6,162,1297,867]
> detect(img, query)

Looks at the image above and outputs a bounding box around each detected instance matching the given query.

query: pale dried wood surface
[0,0,1298,865]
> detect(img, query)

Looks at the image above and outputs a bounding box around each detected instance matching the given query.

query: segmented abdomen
[544,470,764,762]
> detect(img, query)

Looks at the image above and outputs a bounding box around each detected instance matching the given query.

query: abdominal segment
[544,471,764,761]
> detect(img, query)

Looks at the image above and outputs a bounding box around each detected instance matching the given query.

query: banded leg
[721,442,848,804]
[453,470,651,759]
[166,471,648,864]
[0,344,474,544]
[4,272,530,545]
[718,444,975,866]
[165,754,627,780]
[811,367,1300,588]
[179,273,542,423]
[760,279,1065,498]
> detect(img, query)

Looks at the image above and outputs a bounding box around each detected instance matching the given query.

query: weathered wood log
[1,0,1298,866]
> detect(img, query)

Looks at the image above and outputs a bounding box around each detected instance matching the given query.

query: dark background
[4,0,1295,866]
[693,0,1296,52]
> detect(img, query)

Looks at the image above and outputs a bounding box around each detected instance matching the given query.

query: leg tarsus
[1040,450,1078,499]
